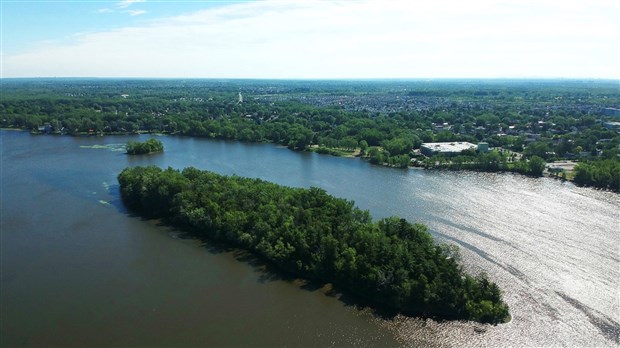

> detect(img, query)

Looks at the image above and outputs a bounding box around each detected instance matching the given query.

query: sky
[1,0,619,79]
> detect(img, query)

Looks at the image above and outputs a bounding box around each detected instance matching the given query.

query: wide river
[1,130,618,347]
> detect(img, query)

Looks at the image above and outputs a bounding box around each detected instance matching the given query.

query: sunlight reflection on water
[2,132,618,347]
[385,171,620,347]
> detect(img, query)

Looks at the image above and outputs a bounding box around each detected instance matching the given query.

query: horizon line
[2,76,619,81]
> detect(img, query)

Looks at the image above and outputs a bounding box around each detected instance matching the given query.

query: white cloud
[4,0,619,78]
[125,9,147,16]
[117,0,147,9]
[97,0,146,15]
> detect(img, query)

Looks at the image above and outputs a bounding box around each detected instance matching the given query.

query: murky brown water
[2,131,618,347]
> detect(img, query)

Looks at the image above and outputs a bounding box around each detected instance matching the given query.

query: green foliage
[524,141,552,160]
[388,154,411,168]
[126,138,164,155]
[527,156,546,177]
[118,165,510,323]
[359,140,369,153]
[286,124,313,150]
[4,78,618,190]
[366,147,410,168]
[423,150,546,177]
[381,136,414,156]
[573,158,620,191]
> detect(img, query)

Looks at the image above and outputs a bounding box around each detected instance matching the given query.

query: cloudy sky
[2,0,619,79]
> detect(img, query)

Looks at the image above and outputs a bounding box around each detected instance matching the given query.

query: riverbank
[546,161,577,179]
[16,128,619,192]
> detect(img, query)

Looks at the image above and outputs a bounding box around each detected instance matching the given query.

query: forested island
[2,78,619,191]
[126,138,164,155]
[118,165,510,323]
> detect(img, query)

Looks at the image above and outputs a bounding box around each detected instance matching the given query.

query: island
[126,138,164,155]
[118,165,511,324]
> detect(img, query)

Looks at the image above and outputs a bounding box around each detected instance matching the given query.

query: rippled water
[377,172,620,347]
[1,131,618,347]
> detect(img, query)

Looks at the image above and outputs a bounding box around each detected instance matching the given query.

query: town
[3,78,619,190]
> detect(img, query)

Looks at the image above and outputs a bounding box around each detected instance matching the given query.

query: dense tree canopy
[419,150,548,177]
[573,159,620,191]
[126,138,164,155]
[118,165,510,323]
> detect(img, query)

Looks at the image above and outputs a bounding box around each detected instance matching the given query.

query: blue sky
[2,0,619,79]
[2,1,239,54]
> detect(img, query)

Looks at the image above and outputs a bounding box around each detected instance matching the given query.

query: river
[1,130,618,347]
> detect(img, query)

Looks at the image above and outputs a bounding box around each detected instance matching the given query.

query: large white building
[420,142,478,156]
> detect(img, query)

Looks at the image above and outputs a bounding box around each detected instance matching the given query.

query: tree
[117,165,511,324]
[126,138,164,155]
[359,140,369,153]
[525,141,551,159]
[527,156,546,177]
[287,125,313,150]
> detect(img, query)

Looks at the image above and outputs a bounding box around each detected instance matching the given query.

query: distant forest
[2,78,619,190]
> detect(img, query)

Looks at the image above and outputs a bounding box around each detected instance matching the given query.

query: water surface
[1,131,618,347]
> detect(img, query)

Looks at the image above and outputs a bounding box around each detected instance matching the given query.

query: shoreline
[5,128,617,193]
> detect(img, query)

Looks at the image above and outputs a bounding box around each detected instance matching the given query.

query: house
[603,122,620,131]
[37,123,52,134]
[603,108,620,117]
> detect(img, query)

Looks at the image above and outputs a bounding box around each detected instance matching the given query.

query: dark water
[1,131,618,347]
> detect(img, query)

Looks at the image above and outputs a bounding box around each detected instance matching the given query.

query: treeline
[126,138,164,155]
[573,159,620,191]
[367,147,412,168]
[118,165,510,323]
[3,79,619,164]
[419,150,547,177]
[4,79,619,190]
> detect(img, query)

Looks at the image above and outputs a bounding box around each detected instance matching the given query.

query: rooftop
[421,142,477,153]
